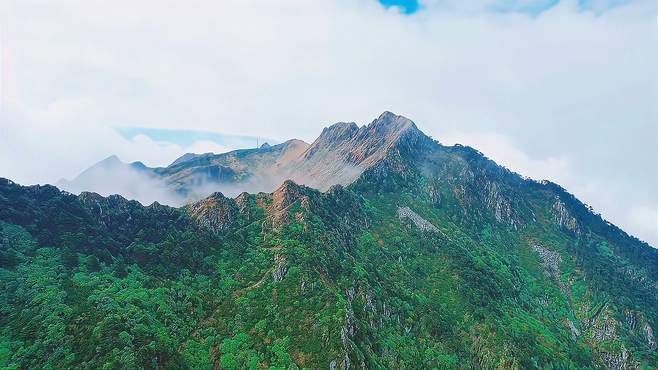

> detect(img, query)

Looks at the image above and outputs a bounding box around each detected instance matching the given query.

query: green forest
[1,138,657,369]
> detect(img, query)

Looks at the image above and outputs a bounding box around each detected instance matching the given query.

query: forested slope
[1,115,657,369]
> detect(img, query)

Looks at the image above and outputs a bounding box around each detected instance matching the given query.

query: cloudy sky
[0,0,656,245]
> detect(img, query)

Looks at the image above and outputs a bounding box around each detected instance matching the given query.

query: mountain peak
[99,155,122,166]
[275,179,303,194]
[187,191,238,233]
[288,112,429,190]
[369,111,418,135]
[318,122,359,143]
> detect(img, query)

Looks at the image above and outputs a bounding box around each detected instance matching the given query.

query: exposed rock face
[397,206,439,233]
[590,313,618,342]
[567,319,581,341]
[552,197,581,237]
[272,254,288,282]
[645,323,656,349]
[338,287,357,370]
[621,310,656,350]
[271,180,303,212]
[268,180,307,229]
[532,245,562,281]
[599,345,629,370]
[234,192,252,219]
[532,244,572,314]
[288,111,428,191]
[586,312,633,370]
[78,191,145,230]
[482,181,518,229]
[186,192,237,233]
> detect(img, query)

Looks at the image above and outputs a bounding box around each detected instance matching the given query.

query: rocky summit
[1,112,657,369]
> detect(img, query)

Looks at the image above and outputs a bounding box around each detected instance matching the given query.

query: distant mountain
[57,155,178,205]
[1,112,656,369]
[60,138,310,204]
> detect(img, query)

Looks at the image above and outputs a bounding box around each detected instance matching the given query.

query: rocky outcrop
[397,206,439,233]
[482,181,519,229]
[552,197,581,237]
[599,346,629,370]
[645,323,656,349]
[268,180,309,229]
[532,244,562,282]
[590,313,617,342]
[567,319,581,341]
[272,254,288,282]
[289,111,429,191]
[186,192,237,233]
[339,287,357,370]
[586,311,634,370]
[532,244,577,329]
[79,191,147,230]
[234,192,253,220]
[622,310,656,350]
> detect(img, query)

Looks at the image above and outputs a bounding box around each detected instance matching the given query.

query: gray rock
[552,197,581,236]
[397,206,439,233]
[645,323,656,349]
[272,254,288,282]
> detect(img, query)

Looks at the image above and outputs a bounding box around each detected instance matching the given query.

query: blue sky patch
[116,127,276,150]
[379,0,420,14]
[378,0,633,15]
[578,0,633,12]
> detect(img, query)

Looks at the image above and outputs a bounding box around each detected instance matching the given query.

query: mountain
[56,155,179,206]
[285,112,426,190]
[1,112,657,369]
[59,139,310,205]
[58,112,424,203]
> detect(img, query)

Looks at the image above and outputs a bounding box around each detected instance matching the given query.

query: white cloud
[0,0,655,245]
[440,131,571,183]
[184,140,232,156]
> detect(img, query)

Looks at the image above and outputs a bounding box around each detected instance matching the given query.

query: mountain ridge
[57,112,653,249]
[57,112,434,204]
[0,113,657,368]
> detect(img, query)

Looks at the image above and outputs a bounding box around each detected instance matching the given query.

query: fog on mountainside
[57,155,187,206]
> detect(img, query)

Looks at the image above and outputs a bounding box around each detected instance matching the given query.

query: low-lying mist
[57,160,314,207]
[58,162,187,206]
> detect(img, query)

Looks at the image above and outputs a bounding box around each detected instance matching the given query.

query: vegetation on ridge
[0,115,656,369]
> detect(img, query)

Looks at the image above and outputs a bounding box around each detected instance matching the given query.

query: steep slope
[1,113,657,369]
[157,139,310,196]
[285,111,430,190]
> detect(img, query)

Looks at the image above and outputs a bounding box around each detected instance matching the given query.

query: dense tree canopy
[0,139,656,370]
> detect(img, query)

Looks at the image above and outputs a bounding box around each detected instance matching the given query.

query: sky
[0,0,656,246]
